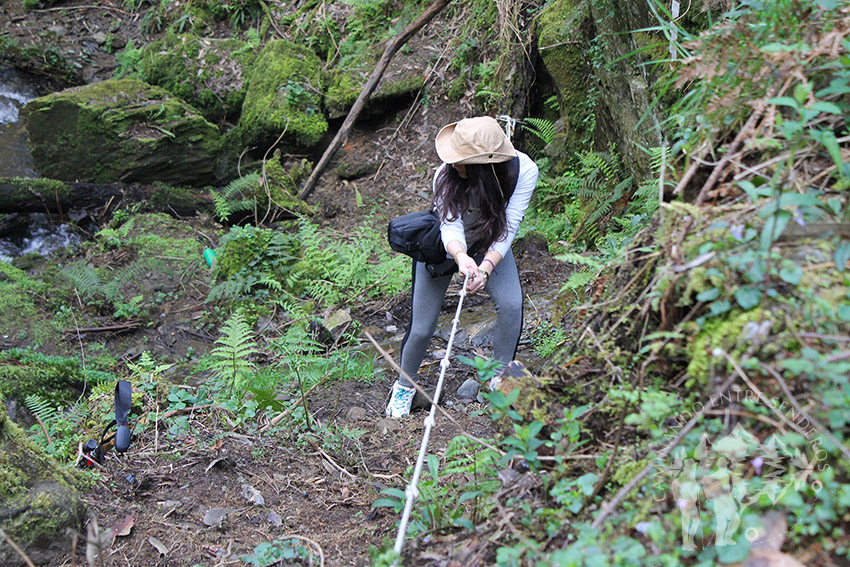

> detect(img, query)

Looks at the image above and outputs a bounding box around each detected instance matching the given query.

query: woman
[387,116,539,418]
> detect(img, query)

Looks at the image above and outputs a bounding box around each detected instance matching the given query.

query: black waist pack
[387,209,448,265]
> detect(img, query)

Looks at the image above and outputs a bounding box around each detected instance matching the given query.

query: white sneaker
[385,381,416,418]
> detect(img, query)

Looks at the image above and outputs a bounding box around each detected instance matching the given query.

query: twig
[759,362,850,463]
[160,404,214,420]
[363,330,503,455]
[33,4,129,13]
[717,349,811,438]
[590,373,737,529]
[259,370,333,433]
[589,410,626,501]
[0,527,36,567]
[695,84,779,205]
[311,442,356,481]
[34,413,52,445]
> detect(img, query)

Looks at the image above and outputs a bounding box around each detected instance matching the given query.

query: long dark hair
[433,158,518,251]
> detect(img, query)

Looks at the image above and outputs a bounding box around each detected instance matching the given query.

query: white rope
[393,271,471,560]
[495,114,516,141]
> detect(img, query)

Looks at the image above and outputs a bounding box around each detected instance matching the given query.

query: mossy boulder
[140,32,258,121]
[0,406,85,565]
[0,350,84,405]
[238,40,327,150]
[324,62,426,120]
[21,78,222,186]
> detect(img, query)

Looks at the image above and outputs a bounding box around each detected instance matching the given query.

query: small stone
[376,418,402,435]
[92,31,108,45]
[385,325,398,333]
[47,25,67,36]
[323,309,352,332]
[346,406,367,421]
[456,378,480,400]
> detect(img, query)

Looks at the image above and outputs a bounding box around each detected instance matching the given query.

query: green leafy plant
[210,312,259,396]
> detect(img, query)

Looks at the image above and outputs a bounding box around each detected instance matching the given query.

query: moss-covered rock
[324,64,425,120]
[140,32,258,121]
[538,0,594,161]
[238,40,327,150]
[0,262,62,350]
[0,350,84,405]
[21,78,222,186]
[0,406,85,565]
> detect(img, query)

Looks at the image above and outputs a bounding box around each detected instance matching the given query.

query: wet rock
[21,79,222,186]
[456,378,480,401]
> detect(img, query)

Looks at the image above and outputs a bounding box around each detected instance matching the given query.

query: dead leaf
[148,536,169,556]
[267,510,282,527]
[203,507,234,527]
[241,483,265,506]
[112,514,134,540]
[204,457,226,473]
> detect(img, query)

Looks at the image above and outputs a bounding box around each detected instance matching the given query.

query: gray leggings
[398,249,523,387]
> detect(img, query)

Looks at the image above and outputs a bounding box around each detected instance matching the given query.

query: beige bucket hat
[435,116,516,165]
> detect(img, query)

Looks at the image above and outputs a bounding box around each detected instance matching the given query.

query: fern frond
[25,394,58,425]
[555,252,604,270]
[522,117,557,145]
[60,262,103,298]
[214,173,261,222]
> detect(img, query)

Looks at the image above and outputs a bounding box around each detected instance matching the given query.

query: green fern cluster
[210,312,259,396]
[25,394,89,461]
[209,218,409,309]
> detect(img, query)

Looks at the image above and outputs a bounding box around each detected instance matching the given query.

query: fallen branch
[63,321,141,335]
[0,527,37,567]
[298,0,451,200]
[759,362,850,463]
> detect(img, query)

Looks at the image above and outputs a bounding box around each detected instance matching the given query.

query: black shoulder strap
[505,155,520,194]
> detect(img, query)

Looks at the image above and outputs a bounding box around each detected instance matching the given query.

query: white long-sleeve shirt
[436,150,538,259]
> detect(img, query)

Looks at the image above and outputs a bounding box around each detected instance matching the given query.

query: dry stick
[281,534,325,567]
[589,410,626,502]
[298,0,451,201]
[260,369,334,433]
[759,362,850,463]
[0,528,37,567]
[590,373,737,529]
[34,412,52,445]
[717,349,811,439]
[363,330,503,455]
[695,84,779,205]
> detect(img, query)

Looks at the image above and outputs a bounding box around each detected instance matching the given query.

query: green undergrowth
[209,217,409,316]
[375,1,850,565]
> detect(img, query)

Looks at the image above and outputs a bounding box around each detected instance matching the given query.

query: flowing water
[0,66,37,178]
[0,67,82,261]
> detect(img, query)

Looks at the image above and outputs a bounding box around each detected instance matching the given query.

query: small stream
[0,67,83,262]
[0,66,37,178]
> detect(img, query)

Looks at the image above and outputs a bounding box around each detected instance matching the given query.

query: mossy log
[0,177,213,215]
